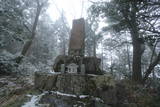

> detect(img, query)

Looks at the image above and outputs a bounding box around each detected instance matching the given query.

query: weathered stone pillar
[81,64,85,74]
[60,64,65,73]
[68,18,85,56]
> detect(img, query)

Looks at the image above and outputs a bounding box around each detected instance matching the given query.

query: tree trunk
[127,17,143,83]
[93,34,96,57]
[16,3,43,64]
[121,1,143,83]
[132,40,142,83]
[124,6,143,83]
[126,43,131,73]
[62,38,66,55]
[126,20,143,83]
[101,40,104,71]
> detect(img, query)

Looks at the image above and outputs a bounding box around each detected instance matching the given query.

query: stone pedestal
[34,72,115,95]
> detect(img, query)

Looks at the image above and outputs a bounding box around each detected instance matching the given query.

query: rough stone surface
[53,55,66,72]
[35,73,95,95]
[34,72,117,105]
[36,73,115,95]
[56,74,84,94]
[34,72,58,90]
[83,57,102,75]
[68,18,85,56]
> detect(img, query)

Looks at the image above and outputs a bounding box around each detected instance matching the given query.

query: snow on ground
[22,91,103,107]
[79,95,89,98]
[94,97,104,103]
[22,93,46,107]
[22,95,38,107]
[51,91,77,97]
[51,91,90,98]
[51,91,95,99]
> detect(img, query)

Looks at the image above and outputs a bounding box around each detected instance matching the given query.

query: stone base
[34,72,118,105]
[34,72,115,95]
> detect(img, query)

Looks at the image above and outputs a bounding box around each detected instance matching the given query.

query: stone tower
[68,18,85,56]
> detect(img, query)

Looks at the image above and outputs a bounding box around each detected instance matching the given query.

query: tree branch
[143,52,160,83]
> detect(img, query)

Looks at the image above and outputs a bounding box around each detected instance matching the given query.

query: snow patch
[22,93,46,107]
[51,91,89,98]
[94,97,104,103]
[22,95,38,107]
[79,95,89,98]
[51,91,90,99]
[51,91,77,97]
[26,94,32,97]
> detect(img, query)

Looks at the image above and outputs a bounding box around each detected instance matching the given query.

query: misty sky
[47,0,91,26]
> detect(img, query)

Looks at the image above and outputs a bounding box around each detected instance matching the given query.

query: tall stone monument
[68,18,85,56]
[53,18,102,75]
[35,18,115,106]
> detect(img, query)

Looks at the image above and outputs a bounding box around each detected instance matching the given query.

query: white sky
[47,0,91,27]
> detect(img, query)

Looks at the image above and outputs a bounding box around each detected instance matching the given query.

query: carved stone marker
[68,18,85,56]
[66,63,78,73]
[60,64,65,73]
[80,64,85,75]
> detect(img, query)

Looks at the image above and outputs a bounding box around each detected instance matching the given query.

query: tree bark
[125,18,143,83]
[93,33,96,57]
[129,18,143,83]
[121,1,143,83]
[132,39,143,83]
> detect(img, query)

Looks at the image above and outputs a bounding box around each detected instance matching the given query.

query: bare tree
[16,0,48,64]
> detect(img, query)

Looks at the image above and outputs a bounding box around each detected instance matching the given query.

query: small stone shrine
[66,63,78,73]
[53,18,102,75]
